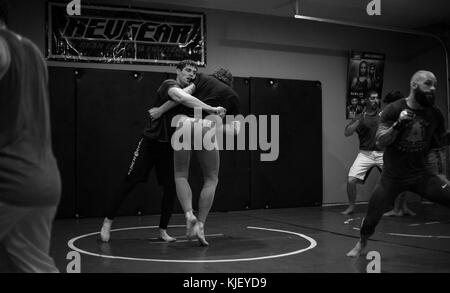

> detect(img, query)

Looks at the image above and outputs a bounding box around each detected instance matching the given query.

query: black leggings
[105,181,176,229]
[361,174,450,237]
[103,137,176,229]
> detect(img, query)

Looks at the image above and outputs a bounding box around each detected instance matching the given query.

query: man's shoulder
[228,87,239,98]
[157,79,181,98]
[197,73,239,97]
[194,72,213,86]
[198,74,227,90]
[379,100,404,123]
[428,105,444,121]
[212,76,239,96]
[361,112,380,121]
[218,84,239,100]
[161,79,180,85]
[384,99,405,113]
[393,98,406,107]
[430,105,443,115]
[203,74,223,85]
[196,72,207,79]
[160,79,181,90]
[0,29,34,50]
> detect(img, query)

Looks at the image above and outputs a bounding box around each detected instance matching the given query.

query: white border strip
[387,233,450,239]
[67,225,317,263]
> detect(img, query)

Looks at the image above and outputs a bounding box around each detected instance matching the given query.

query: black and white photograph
[1,0,450,281]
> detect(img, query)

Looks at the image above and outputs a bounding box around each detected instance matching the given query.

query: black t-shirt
[380,98,446,180]
[356,112,381,151]
[430,135,441,149]
[175,73,240,118]
[143,79,183,142]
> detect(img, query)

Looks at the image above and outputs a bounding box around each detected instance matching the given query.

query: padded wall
[49,67,322,218]
[49,67,76,218]
[250,78,323,208]
[75,70,167,217]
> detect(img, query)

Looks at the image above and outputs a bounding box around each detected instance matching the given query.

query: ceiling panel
[133,0,450,29]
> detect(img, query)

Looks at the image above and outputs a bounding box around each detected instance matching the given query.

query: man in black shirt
[100,60,225,242]
[347,71,450,257]
[342,91,383,215]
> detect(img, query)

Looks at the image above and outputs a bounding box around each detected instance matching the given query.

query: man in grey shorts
[342,91,383,215]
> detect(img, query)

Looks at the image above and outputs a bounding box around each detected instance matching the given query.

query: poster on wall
[46,2,206,66]
[346,51,385,119]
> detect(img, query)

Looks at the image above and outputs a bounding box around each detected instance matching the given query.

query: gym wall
[8,0,448,205]
[49,68,323,218]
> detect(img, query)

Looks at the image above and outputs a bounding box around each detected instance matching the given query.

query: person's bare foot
[346,240,367,257]
[383,209,404,217]
[402,207,416,216]
[193,221,209,246]
[100,218,113,242]
[341,205,355,215]
[186,216,198,240]
[159,229,176,242]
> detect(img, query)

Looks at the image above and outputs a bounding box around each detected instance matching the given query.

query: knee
[174,172,189,180]
[204,175,219,187]
[348,177,358,185]
[360,219,375,237]
[360,226,374,238]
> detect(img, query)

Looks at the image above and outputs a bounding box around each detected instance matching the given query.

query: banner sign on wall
[346,51,385,119]
[46,3,206,66]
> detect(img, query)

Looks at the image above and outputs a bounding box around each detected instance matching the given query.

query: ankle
[185,210,195,220]
[103,218,113,226]
[360,237,368,246]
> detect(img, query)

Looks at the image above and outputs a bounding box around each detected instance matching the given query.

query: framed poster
[346,51,385,119]
[46,2,206,66]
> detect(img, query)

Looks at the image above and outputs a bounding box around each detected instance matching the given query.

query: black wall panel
[48,67,76,218]
[250,78,322,209]
[75,70,167,217]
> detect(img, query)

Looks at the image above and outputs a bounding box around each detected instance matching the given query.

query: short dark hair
[383,90,404,104]
[212,68,233,86]
[176,60,198,71]
[365,90,379,99]
[0,0,8,25]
